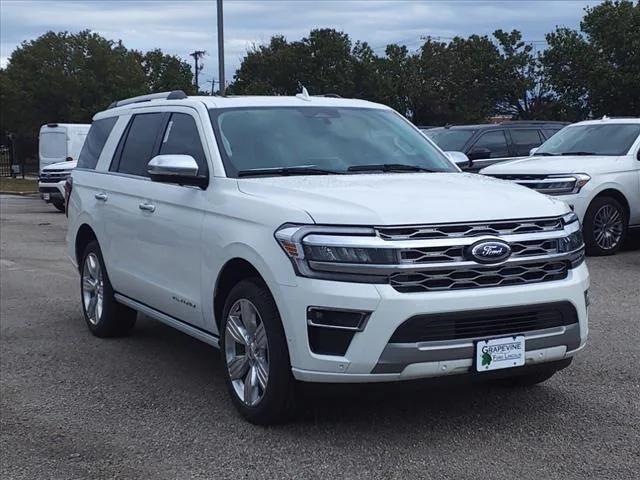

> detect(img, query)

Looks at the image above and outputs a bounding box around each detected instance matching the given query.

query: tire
[80,241,136,337]
[583,196,628,256]
[492,369,557,387]
[52,201,65,213]
[220,278,296,424]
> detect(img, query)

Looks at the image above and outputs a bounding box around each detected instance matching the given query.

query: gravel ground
[1,195,639,480]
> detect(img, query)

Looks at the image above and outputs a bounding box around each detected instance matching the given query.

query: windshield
[537,123,640,156]
[424,129,475,151]
[209,107,457,177]
[39,131,67,158]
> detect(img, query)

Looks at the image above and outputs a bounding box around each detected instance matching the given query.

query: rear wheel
[220,279,296,424]
[80,241,136,337]
[52,201,65,212]
[583,196,627,255]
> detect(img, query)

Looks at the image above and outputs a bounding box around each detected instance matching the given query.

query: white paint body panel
[67,95,589,383]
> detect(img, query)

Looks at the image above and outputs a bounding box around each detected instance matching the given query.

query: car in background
[481,118,640,256]
[38,159,77,212]
[422,121,568,172]
[38,123,89,211]
[39,123,89,170]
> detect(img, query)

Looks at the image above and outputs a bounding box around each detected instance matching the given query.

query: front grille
[39,171,71,183]
[400,238,559,264]
[376,217,563,241]
[390,261,567,292]
[389,302,578,343]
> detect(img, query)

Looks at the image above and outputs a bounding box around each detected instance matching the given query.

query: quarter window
[77,117,117,169]
[159,113,208,174]
[114,113,164,177]
[510,129,543,156]
[471,131,509,158]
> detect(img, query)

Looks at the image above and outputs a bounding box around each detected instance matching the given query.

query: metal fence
[0,146,11,177]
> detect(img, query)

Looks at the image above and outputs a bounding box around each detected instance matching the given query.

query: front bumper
[277,262,589,383]
[38,180,65,203]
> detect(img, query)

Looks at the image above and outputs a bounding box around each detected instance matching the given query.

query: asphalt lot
[1,194,639,480]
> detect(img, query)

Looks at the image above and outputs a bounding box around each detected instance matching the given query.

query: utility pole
[189,50,206,91]
[217,0,225,95]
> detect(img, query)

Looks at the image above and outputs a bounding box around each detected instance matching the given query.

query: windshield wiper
[237,166,343,177]
[561,151,597,156]
[347,163,437,173]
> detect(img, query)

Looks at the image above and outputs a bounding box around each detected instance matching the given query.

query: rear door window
[159,113,208,175]
[113,113,165,177]
[542,128,562,140]
[470,130,509,158]
[510,129,543,156]
[77,117,117,169]
[39,132,67,159]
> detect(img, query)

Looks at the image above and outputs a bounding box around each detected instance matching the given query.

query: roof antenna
[296,83,311,101]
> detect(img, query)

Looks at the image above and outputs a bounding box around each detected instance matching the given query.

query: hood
[237,173,569,225]
[42,160,78,171]
[481,154,623,175]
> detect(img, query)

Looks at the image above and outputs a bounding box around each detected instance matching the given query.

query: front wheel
[220,279,296,424]
[583,196,627,255]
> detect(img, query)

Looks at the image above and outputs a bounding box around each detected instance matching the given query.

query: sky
[1,0,601,90]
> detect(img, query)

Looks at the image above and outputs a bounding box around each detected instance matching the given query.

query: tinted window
[470,130,509,158]
[115,113,164,176]
[160,113,208,174]
[537,124,640,156]
[424,129,476,151]
[209,107,457,177]
[542,128,562,140]
[77,117,117,169]
[510,129,542,156]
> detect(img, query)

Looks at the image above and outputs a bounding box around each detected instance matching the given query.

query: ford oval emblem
[468,240,512,264]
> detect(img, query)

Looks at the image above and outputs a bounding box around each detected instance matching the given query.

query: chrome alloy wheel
[82,253,104,325]
[224,299,269,407]
[593,204,624,250]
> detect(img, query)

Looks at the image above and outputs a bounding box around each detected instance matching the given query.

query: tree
[142,49,196,94]
[543,0,640,119]
[1,30,196,164]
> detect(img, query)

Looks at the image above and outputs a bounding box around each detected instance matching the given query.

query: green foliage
[0,30,195,156]
[543,0,640,119]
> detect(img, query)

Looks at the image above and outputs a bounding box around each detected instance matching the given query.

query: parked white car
[38,159,77,212]
[481,118,640,255]
[66,91,589,424]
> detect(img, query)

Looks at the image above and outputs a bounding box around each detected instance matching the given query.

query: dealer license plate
[476,335,525,372]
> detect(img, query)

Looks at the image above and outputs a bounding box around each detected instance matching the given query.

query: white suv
[66,91,589,424]
[481,118,640,255]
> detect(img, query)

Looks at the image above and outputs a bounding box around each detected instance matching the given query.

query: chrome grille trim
[376,216,563,241]
[390,261,568,292]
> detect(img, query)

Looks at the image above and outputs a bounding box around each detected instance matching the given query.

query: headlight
[562,211,579,226]
[558,229,584,252]
[531,173,590,195]
[275,224,392,282]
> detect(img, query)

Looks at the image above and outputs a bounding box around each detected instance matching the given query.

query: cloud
[1,0,601,87]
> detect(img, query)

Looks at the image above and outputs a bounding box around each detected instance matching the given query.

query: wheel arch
[214,257,269,332]
[75,223,98,269]
[589,188,630,223]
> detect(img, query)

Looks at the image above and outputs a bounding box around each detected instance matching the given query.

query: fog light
[307,307,370,331]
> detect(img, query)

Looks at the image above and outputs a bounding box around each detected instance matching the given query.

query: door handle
[94,192,108,201]
[138,202,156,213]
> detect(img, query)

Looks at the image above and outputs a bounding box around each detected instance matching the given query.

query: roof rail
[107,90,188,109]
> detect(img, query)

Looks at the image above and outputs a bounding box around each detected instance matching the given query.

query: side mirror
[445,151,471,169]
[467,147,491,161]
[529,147,539,156]
[148,154,208,188]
